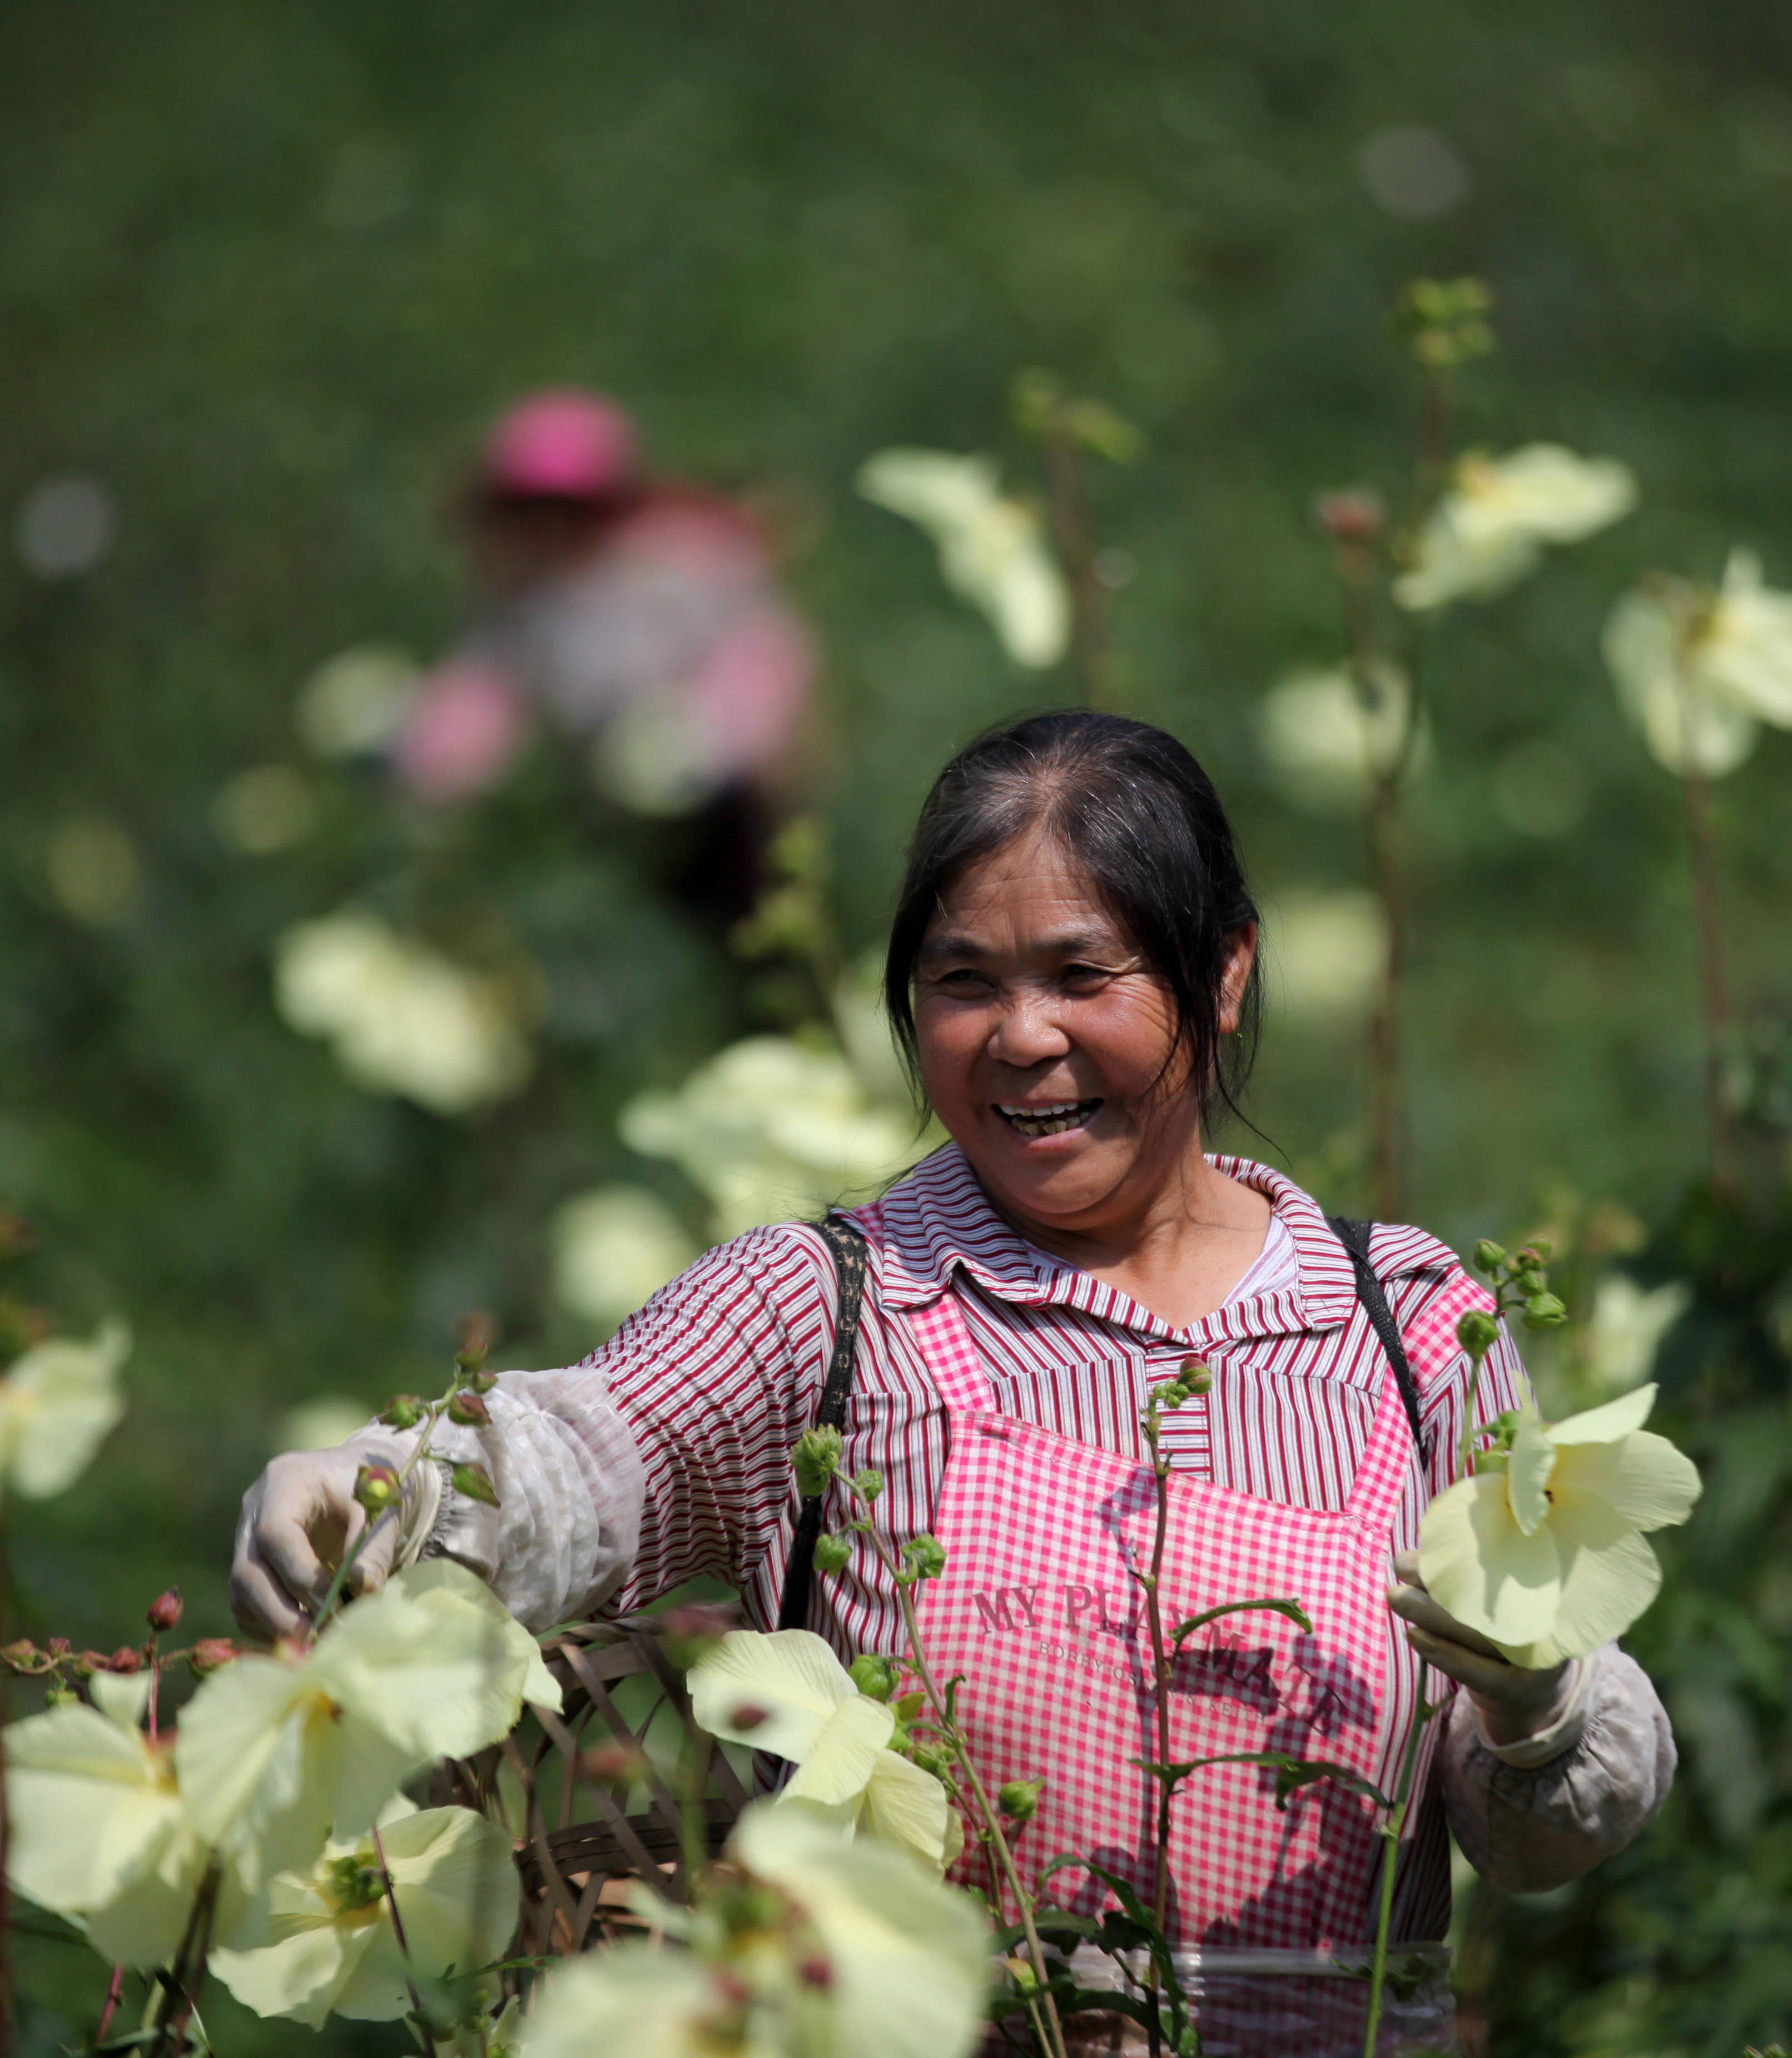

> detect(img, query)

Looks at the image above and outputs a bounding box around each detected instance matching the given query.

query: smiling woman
[232,711,1676,2058]
[888,713,1268,1329]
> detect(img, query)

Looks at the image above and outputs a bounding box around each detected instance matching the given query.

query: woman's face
[914,828,1255,1241]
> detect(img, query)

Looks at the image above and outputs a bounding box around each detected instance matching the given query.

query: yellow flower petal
[316,1560,560,1760]
[212,1805,517,2028]
[1548,1429,1702,1534]
[1506,1410,1556,1537]
[4,1704,184,1921]
[89,1836,247,1971]
[688,1628,853,1760]
[1418,1473,1562,1645]
[784,1693,896,1807]
[733,1801,990,2058]
[861,1748,957,1872]
[520,1947,729,2058]
[212,1898,375,2030]
[88,1668,153,1733]
[0,1321,130,1500]
[1535,1484,1665,1659]
[1547,1381,1659,1445]
[175,1655,420,1883]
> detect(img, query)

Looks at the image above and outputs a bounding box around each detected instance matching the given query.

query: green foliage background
[4,2,1792,2051]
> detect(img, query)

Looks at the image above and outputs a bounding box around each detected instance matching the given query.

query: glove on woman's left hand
[1387,1549,1576,1747]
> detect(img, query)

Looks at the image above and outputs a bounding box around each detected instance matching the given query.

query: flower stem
[846,1492,1066,2058]
[374,1826,435,2055]
[1331,526,1409,1224]
[1361,1700,1428,2058]
[1042,425,1109,707]
[1456,1347,1488,1483]
[148,1852,222,2058]
[96,1963,126,2042]
[1137,1423,1179,2058]
[1,1504,13,2058]
[1680,761,1738,1195]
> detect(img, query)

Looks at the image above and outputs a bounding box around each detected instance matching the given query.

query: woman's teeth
[997,1100,1099,1139]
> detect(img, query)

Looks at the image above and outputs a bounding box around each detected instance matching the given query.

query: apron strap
[776,1214,872,1632]
[1327,1215,1427,1458]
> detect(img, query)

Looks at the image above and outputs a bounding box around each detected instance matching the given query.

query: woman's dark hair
[884,710,1263,1126]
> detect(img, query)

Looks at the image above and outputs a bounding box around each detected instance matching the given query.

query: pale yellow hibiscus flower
[689,1629,960,1873]
[1418,1381,1701,1666]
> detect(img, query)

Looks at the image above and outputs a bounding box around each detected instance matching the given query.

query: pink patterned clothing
[418,1146,1674,1941]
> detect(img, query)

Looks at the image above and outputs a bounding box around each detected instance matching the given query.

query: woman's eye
[1060,963,1108,987]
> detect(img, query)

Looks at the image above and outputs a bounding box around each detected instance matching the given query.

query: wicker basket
[440,1613,751,1960]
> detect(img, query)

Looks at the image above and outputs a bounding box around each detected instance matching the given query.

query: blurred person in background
[393,386,817,921]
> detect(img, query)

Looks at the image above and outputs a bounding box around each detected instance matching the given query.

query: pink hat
[480,389,639,501]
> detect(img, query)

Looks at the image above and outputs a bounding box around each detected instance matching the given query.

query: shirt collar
[872,1143,1449,1344]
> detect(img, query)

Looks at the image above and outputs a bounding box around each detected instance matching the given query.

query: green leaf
[450,1460,501,1508]
[1170,1595,1313,1647]
[1131,1751,1392,1812]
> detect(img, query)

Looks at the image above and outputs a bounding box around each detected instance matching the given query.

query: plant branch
[1362,1695,1433,2058]
[1041,427,1108,707]
[835,1478,1068,2058]
[1680,760,1738,1194]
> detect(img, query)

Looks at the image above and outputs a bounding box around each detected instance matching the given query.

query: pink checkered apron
[902,1287,1448,2057]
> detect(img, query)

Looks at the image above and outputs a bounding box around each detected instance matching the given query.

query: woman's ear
[1217,922,1258,1035]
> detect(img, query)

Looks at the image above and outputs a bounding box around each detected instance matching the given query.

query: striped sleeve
[583,1224,833,1610]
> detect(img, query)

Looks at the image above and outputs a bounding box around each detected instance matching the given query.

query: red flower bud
[354,1461,402,1516]
[147,1587,184,1633]
[0,1639,39,1672]
[446,1388,492,1427]
[107,1647,144,1674]
[578,1740,650,1785]
[46,1636,70,1658]
[1315,489,1386,545]
[188,1638,239,1676]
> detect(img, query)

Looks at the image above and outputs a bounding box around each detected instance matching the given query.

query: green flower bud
[1456,1309,1500,1358]
[892,1691,926,1721]
[450,1461,501,1509]
[1522,1291,1568,1330]
[45,1683,77,1708]
[354,1462,401,1517]
[1179,1358,1214,1396]
[813,1532,853,1574]
[998,1777,1045,1823]
[848,1654,897,1701]
[792,1426,844,1497]
[1471,1240,1507,1274]
[901,1534,947,1583]
[379,1394,427,1430]
[911,1743,950,1778]
[446,1388,492,1426]
[853,1469,885,1504]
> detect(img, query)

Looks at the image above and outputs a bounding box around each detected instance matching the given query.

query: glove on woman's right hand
[230,1434,436,1640]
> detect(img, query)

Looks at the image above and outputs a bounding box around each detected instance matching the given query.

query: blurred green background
[6,2,1792,2051]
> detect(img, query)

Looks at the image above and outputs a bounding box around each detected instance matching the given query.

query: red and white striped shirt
[436,1143,1667,1940]
[597,1146,1525,1643]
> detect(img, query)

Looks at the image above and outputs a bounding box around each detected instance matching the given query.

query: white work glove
[230,1431,441,1641]
[1388,1549,1581,1751]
